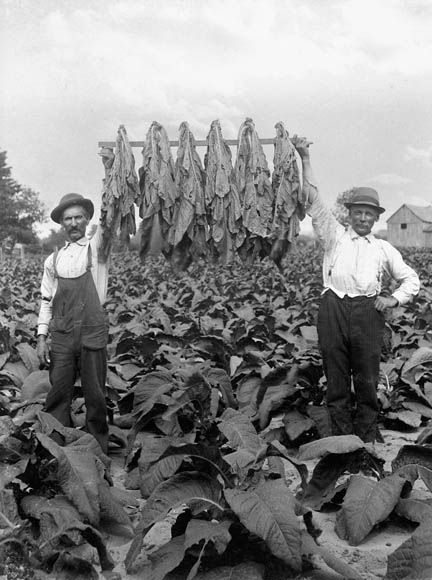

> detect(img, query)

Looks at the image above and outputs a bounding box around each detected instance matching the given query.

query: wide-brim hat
[51,193,94,224]
[344,187,385,214]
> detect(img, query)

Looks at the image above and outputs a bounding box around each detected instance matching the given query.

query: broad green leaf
[392,444,432,473]
[21,494,115,572]
[137,535,186,580]
[402,401,432,419]
[301,530,363,580]
[299,325,318,345]
[395,497,432,524]
[267,441,309,491]
[386,410,422,428]
[0,459,28,489]
[205,367,237,409]
[218,408,262,453]
[36,432,129,529]
[0,360,29,387]
[236,375,261,409]
[335,473,406,545]
[396,463,432,492]
[125,472,223,573]
[185,519,231,554]
[193,562,265,580]
[224,479,302,570]
[300,453,351,509]
[20,370,51,402]
[153,443,233,485]
[283,410,315,443]
[402,347,432,375]
[15,342,39,372]
[140,455,184,498]
[387,520,432,579]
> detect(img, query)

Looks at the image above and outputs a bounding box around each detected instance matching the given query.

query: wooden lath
[98,138,277,148]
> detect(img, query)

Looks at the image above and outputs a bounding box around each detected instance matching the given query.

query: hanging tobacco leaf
[270,122,304,268]
[234,118,273,263]
[204,120,242,265]
[137,121,178,261]
[169,121,209,270]
[99,125,139,261]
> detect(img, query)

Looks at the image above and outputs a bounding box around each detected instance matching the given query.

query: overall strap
[53,247,59,278]
[86,244,92,271]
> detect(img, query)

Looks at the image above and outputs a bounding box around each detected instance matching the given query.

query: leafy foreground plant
[120,366,365,580]
[0,411,133,579]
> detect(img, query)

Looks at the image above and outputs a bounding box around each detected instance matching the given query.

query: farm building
[386,204,432,248]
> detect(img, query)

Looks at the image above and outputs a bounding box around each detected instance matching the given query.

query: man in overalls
[37,158,114,453]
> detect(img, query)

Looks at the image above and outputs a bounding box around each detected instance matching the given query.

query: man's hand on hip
[374,296,398,312]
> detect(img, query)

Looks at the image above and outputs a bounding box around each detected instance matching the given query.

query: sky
[1,0,432,237]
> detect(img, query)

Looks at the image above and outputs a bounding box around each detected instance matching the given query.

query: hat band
[348,195,380,207]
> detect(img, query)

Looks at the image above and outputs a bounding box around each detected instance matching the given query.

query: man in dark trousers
[293,136,420,442]
[37,153,114,454]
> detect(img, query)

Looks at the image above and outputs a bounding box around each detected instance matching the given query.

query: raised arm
[292,135,341,249]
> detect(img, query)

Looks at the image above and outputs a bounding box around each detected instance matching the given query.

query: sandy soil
[89,427,425,580]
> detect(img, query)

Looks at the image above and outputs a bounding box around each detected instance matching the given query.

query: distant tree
[333,188,355,227]
[0,150,47,246]
[40,228,68,253]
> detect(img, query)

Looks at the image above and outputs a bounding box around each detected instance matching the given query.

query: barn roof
[387,204,432,223]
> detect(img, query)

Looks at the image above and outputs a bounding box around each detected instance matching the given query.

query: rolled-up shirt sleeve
[305,178,344,250]
[37,255,55,336]
[382,242,420,305]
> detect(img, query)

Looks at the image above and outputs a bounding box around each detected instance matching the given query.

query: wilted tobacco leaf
[298,434,366,461]
[225,479,302,571]
[335,473,406,545]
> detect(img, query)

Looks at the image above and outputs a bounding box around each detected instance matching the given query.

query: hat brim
[344,201,385,215]
[51,199,94,224]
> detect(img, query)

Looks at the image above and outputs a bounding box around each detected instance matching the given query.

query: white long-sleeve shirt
[37,226,109,336]
[305,179,420,304]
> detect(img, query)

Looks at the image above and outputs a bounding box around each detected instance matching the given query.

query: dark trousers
[317,290,384,442]
[46,338,108,454]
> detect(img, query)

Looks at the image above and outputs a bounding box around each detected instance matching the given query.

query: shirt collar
[348,226,374,243]
[64,236,87,247]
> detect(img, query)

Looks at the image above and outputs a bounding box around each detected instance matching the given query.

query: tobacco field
[1,245,432,580]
